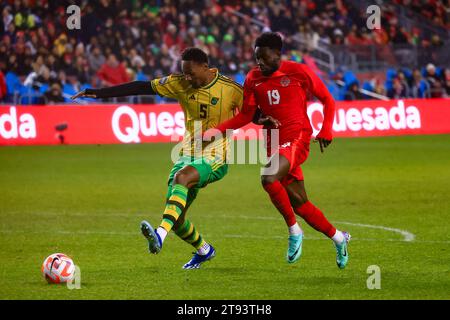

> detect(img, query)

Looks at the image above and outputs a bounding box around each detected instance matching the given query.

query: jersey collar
[269,69,286,78]
[201,68,219,89]
[254,62,287,80]
[267,61,288,78]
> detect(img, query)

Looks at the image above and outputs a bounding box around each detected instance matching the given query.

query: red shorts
[277,138,310,186]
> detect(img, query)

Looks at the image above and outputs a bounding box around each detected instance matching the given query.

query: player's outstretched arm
[204,76,261,139]
[215,108,255,132]
[71,81,155,100]
[203,108,255,141]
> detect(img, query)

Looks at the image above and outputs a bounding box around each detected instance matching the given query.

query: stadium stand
[1,0,449,104]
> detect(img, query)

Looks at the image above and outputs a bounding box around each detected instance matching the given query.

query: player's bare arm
[252,108,281,128]
[71,81,154,100]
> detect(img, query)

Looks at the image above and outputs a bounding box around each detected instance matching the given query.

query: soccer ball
[41,253,75,284]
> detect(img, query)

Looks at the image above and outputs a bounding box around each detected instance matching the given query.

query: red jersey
[216,61,335,147]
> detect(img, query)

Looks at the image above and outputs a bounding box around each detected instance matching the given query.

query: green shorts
[168,156,228,189]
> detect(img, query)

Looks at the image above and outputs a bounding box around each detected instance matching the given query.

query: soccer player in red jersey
[206,32,351,268]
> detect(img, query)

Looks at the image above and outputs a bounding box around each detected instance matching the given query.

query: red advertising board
[1,99,449,146]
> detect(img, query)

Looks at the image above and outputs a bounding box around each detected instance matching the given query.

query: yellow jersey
[151,69,243,162]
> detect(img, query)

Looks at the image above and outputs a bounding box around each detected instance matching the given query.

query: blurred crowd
[331,63,450,101]
[235,0,448,48]
[0,0,449,104]
[394,0,449,29]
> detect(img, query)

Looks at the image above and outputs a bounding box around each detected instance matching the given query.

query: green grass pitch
[0,135,449,300]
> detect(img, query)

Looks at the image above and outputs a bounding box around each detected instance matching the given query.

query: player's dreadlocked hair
[254,32,283,51]
[181,47,209,64]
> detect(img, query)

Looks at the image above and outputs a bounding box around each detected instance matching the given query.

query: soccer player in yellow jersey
[72,48,243,269]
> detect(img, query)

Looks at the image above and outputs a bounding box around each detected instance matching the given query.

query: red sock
[294,201,336,238]
[263,181,297,227]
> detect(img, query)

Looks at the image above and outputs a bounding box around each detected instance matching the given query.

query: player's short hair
[181,47,209,65]
[254,32,283,51]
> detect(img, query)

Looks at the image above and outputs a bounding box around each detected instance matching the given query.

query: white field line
[0,229,448,243]
[216,215,417,242]
[0,211,423,243]
[333,221,416,242]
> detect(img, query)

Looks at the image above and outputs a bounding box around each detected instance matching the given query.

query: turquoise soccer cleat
[286,233,303,264]
[335,231,351,269]
[140,220,162,254]
[182,245,216,269]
